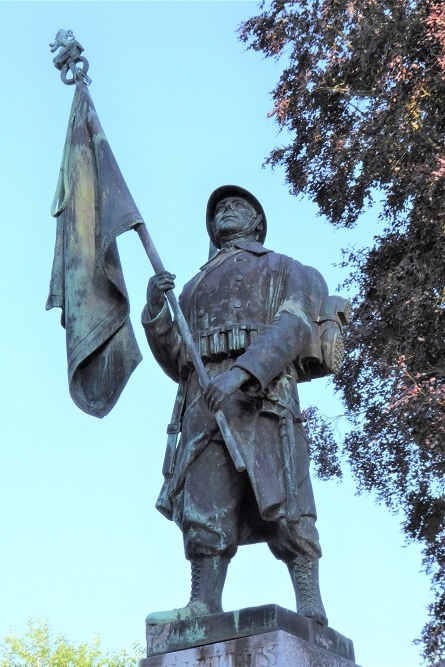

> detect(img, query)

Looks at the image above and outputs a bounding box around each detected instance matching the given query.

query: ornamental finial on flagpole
[50,29,92,86]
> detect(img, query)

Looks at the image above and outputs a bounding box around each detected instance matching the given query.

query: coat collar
[233,240,272,255]
[199,241,271,270]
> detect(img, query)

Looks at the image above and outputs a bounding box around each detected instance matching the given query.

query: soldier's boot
[287,553,328,626]
[146,556,229,626]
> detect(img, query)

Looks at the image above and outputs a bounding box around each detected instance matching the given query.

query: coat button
[197,309,205,317]
[232,299,242,308]
[235,275,243,282]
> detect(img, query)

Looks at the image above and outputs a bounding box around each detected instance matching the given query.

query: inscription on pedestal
[140,630,359,667]
[160,642,277,667]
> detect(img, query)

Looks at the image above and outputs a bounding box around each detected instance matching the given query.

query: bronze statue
[142,186,350,628]
[48,34,351,643]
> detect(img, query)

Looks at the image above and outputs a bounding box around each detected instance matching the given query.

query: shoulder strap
[266,254,288,324]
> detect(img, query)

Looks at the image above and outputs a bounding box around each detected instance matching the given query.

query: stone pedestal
[139,604,359,667]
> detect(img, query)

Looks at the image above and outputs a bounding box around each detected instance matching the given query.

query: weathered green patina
[143,604,356,663]
[48,33,352,654]
[143,186,350,629]
[47,31,143,416]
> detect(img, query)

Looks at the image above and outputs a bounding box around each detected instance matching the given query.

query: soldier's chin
[217,220,237,233]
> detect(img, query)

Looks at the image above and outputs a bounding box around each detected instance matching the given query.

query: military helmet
[206,185,267,249]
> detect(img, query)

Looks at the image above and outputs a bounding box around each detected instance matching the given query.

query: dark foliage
[302,405,343,480]
[240,1,445,662]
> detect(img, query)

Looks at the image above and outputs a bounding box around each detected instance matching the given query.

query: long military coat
[142,240,329,547]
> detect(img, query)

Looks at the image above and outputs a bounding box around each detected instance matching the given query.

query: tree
[239,1,445,663]
[0,619,141,667]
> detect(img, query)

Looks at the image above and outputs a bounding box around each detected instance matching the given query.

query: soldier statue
[142,185,349,628]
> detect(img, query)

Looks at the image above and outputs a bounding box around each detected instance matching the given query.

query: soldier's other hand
[146,271,176,317]
[204,367,251,413]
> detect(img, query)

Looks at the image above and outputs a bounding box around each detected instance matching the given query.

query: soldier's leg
[147,439,244,625]
[268,515,327,626]
[182,437,244,559]
[182,438,245,613]
[267,419,327,626]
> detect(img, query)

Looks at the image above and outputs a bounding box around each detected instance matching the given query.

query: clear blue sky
[0,2,430,666]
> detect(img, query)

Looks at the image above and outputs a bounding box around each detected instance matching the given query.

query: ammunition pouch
[179,323,267,372]
[177,293,351,383]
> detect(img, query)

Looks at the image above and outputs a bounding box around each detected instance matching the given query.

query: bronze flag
[47,82,143,417]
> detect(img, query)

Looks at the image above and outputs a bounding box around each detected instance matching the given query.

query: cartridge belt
[179,322,266,370]
[196,322,267,359]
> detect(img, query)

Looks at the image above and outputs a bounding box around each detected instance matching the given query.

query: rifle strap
[162,381,186,477]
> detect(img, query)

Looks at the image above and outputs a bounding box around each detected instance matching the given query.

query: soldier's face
[213,197,258,240]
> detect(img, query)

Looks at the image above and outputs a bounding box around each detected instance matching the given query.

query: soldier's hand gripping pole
[135,223,246,473]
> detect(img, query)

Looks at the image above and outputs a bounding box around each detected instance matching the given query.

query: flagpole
[134,223,246,472]
[50,29,246,472]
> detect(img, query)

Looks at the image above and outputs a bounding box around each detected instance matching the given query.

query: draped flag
[47,82,143,417]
